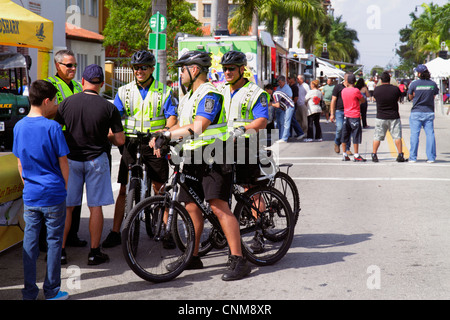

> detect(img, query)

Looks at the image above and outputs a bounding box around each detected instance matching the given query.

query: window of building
[203,4,211,18]
[76,53,88,81]
[89,0,98,17]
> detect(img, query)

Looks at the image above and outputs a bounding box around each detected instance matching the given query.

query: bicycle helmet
[174,50,212,70]
[131,50,156,66]
[220,50,247,66]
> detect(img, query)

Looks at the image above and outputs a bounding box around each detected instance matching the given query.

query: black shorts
[117,138,169,185]
[342,117,362,145]
[177,163,232,204]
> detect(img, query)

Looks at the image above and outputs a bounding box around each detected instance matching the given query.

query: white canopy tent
[316,57,345,79]
[425,57,450,115]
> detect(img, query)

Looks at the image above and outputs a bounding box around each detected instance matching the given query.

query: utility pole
[152,0,167,84]
[211,0,229,35]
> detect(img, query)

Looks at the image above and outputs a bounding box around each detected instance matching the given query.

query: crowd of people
[12,47,439,300]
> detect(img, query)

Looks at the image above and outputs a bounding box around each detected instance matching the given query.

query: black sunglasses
[223,66,237,72]
[59,62,77,68]
[133,65,152,71]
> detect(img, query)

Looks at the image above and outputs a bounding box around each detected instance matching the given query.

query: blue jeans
[334,110,350,150]
[281,106,297,141]
[22,201,66,300]
[274,108,285,140]
[409,112,436,161]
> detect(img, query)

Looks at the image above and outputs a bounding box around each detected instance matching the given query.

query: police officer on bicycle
[218,50,270,253]
[154,50,251,281]
[102,50,177,248]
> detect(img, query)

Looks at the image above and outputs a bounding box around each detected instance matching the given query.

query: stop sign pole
[149,12,167,86]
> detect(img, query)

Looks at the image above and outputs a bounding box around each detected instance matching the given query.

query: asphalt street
[1,99,450,302]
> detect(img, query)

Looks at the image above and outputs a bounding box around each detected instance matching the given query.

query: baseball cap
[415,64,428,73]
[82,64,104,84]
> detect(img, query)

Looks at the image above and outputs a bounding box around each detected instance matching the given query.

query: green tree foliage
[103,0,202,74]
[397,2,450,75]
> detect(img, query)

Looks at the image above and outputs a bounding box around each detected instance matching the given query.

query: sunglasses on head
[223,66,237,72]
[59,62,77,68]
[133,65,152,71]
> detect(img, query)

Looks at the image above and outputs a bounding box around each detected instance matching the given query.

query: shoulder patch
[204,97,215,113]
[260,94,268,107]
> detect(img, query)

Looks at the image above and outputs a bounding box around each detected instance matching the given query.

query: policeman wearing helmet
[102,50,178,249]
[218,50,269,189]
[153,50,251,281]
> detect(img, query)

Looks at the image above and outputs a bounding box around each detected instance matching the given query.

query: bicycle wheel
[272,171,300,225]
[125,178,141,215]
[122,195,195,283]
[234,186,294,266]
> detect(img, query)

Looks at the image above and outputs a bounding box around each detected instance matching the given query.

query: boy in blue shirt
[13,80,70,300]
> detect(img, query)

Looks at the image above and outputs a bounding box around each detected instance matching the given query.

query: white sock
[354,153,360,158]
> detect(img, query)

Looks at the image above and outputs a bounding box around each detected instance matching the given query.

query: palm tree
[314,15,359,63]
[229,0,326,47]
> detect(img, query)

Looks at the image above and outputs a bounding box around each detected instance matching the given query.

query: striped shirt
[273,91,295,110]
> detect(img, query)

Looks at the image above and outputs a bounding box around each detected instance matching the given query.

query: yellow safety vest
[46,76,82,104]
[118,80,171,136]
[219,81,269,137]
[178,82,228,150]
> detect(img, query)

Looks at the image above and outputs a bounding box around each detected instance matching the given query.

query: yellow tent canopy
[0,0,53,79]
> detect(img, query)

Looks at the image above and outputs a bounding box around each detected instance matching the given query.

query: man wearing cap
[55,64,125,265]
[101,50,177,248]
[407,64,439,163]
[43,49,85,253]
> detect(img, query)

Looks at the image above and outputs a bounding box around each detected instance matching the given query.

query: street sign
[148,33,166,51]
[149,13,167,32]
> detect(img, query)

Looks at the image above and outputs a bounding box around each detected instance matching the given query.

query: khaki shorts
[373,118,402,141]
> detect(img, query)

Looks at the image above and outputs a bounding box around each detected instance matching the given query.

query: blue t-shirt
[230,88,269,120]
[408,79,439,113]
[114,85,177,118]
[196,92,223,123]
[276,84,293,98]
[13,116,70,206]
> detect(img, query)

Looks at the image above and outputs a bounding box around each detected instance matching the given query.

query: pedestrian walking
[355,78,369,128]
[371,71,407,162]
[54,64,125,265]
[296,75,310,133]
[329,77,351,155]
[320,78,334,122]
[13,80,70,300]
[304,80,323,142]
[407,64,439,163]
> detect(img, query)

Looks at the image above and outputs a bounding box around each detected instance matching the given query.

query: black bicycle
[122,139,294,283]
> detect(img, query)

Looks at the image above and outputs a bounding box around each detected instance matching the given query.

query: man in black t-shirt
[371,71,406,162]
[55,64,125,265]
[329,77,351,154]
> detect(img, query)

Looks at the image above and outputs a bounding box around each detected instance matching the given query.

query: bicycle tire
[234,186,294,266]
[122,195,195,283]
[271,171,300,225]
[125,178,141,215]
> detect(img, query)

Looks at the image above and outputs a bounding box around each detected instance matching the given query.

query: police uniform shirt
[114,85,177,118]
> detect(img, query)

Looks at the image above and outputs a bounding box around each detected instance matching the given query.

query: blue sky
[332,0,448,73]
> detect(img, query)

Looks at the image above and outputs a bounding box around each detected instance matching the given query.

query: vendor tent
[0,0,53,79]
[425,57,450,78]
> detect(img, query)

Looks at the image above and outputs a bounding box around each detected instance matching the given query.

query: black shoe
[354,155,366,162]
[250,233,265,254]
[371,153,379,162]
[88,248,109,265]
[61,248,67,265]
[396,153,407,162]
[222,255,251,281]
[166,255,203,272]
[102,231,121,248]
[66,236,88,247]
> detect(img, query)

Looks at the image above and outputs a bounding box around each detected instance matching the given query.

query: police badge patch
[260,94,268,108]
[204,97,215,113]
